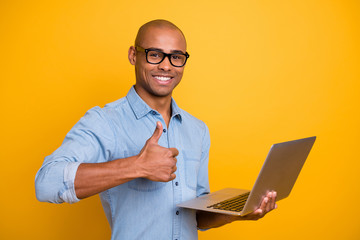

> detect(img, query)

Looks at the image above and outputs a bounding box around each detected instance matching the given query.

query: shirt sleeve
[35,107,116,204]
[196,122,210,197]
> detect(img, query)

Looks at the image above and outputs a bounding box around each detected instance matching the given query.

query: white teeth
[154,76,171,81]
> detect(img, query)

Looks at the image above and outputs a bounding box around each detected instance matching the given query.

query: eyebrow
[147,47,186,54]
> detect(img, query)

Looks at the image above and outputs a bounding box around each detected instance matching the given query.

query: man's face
[130,26,187,99]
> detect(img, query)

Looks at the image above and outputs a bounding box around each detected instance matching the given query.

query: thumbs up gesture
[136,121,179,182]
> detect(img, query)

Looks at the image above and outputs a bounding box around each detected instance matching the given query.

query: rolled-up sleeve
[35,107,116,203]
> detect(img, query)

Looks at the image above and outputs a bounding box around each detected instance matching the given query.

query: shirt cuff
[61,162,81,204]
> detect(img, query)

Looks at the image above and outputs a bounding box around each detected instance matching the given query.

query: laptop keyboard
[207,192,250,212]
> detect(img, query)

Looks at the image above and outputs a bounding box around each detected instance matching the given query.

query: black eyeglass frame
[135,46,190,67]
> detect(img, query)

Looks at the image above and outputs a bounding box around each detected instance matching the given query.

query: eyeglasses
[135,46,190,67]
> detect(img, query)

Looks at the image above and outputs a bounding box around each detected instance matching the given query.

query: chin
[151,90,173,98]
[149,85,177,97]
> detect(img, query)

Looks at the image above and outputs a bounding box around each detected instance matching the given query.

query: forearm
[74,155,142,199]
[196,211,238,229]
[36,121,179,203]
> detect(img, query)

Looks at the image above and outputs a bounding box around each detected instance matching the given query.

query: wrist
[132,154,147,179]
[112,155,144,182]
[226,215,239,223]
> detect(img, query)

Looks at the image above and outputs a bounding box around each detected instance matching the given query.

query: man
[35,19,277,239]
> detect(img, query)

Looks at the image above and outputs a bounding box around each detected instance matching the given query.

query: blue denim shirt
[35,86,210,240]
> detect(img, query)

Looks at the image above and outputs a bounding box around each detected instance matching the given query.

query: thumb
[149,121,163,143]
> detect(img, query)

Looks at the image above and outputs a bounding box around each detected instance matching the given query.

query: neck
[134,86,172,127]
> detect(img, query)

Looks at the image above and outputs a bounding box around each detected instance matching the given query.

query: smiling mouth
[153,75,173,82]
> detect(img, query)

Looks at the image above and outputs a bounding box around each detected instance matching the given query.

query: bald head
[128,19,188,100]
[135,19,186,49]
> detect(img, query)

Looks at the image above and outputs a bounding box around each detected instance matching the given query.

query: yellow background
[1,0,359,239]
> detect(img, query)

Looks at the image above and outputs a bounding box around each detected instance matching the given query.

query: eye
[171,54,184,60]
[149,53,160,58]
[148,51,163,58]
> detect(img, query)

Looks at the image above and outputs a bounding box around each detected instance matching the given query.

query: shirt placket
[168,118,182,240]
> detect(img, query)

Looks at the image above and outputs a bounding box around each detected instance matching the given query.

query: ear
[128,46,136,65]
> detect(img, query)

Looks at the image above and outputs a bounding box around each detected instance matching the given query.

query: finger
[246,208,263,220]
[254,208,263,217]
[265,192,272,212]
[149,121,163,143]
[172,165,177,173]
[250,196,267,219]
[169,147,179,157]
[169,173,176,181]
[270,191,277,210]
[260,196,268,211]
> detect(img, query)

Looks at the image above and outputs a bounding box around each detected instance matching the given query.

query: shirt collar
[126,86,182,123]
[171,98,182,122]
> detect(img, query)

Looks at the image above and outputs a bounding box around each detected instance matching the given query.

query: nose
[158,56,172,71]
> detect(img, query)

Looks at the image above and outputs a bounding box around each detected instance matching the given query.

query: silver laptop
[177,136,316,216]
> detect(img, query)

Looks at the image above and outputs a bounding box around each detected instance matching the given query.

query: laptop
[177,136,316,216]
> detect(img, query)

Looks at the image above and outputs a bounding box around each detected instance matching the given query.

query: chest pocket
[182,150,202,191]
[123,149,167,192]
[128,178,166,192]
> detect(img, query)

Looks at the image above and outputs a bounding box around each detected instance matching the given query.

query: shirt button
[176,211,180,215]
[163,129,167,133]
[151,111,156,115]
[175,182,179,186]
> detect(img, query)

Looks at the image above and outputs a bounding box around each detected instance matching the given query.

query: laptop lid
[241,136,316,215]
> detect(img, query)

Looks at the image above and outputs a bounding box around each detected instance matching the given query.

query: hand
[197,191,278,229]
[136,121,179,182]
[238,191,278,221]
